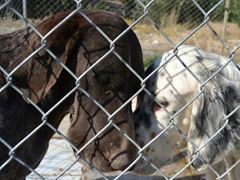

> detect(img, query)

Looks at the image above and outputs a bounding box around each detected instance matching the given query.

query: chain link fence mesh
[0,0,240,179]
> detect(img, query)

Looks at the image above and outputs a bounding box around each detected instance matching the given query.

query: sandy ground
[26,115,83,180]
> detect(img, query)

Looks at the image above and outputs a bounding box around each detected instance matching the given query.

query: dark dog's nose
[110,150,135,170]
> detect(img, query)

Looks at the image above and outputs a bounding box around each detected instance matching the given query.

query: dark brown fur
[0,10,144,179]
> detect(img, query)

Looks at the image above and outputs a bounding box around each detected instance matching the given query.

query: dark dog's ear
[0,72,5,87]
[9,17,81,104]
[21,48,68,104]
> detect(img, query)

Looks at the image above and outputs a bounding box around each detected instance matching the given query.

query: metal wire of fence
[0,0,240,180]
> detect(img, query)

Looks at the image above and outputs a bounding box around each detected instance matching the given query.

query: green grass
[144,55,159,68]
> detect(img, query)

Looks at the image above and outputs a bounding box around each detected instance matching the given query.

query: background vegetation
[120,0,240,27]
[1,0,239,26]
[1,0,239,63]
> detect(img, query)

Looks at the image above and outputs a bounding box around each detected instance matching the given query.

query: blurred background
[1,0,240,64]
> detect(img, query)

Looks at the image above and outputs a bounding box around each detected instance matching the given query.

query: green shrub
[144,55,159,68]
[229,0,240,25]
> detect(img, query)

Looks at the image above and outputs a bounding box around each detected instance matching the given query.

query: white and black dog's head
[133,45,240,174]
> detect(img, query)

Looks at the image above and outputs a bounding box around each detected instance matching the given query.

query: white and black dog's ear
[135,56,162,108]
[133,57,162,133]
[145,56,162,93]
[187,68,240,169]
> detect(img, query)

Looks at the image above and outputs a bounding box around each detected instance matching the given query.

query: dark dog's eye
[153,101,169,111]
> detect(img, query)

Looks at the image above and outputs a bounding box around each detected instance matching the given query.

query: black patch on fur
[142,111,152,129]
[160,72,165,77]
[194,83,240,165]
[221,85,240,141]
[196,56,204,62]
[134,108,152,129]
[195,94,208,137]
[151,82,155,88]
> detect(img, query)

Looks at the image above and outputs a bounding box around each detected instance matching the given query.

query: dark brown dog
[0,10,144,179]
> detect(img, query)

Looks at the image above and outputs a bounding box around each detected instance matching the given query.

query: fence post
[23,0,27,19]
[221,0,230,55]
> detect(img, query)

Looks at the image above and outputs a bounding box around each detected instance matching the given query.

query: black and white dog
[133,45,240,180]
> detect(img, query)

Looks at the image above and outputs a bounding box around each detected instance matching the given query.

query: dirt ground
[132,22,240,62]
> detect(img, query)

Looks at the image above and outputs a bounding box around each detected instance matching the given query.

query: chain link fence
[0,0,240,179]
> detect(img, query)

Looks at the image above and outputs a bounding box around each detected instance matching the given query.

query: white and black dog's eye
[152,101,169,111]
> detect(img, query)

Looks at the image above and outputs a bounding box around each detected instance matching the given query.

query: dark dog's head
[133,45,240,174]
[64,10,145,171]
